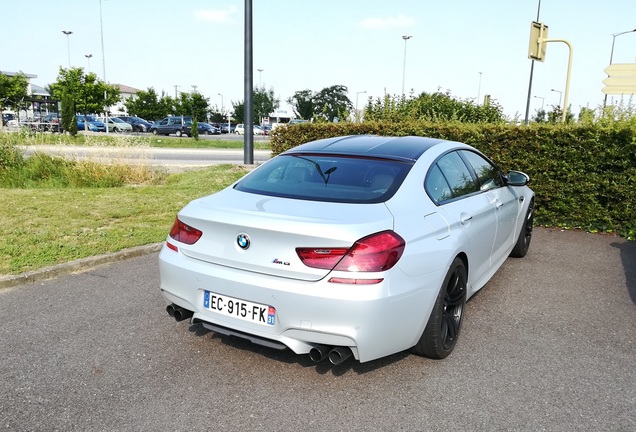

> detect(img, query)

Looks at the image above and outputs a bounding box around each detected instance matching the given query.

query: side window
[425,164,452,202]
[460,150,503,191]
[160,118,168,125]
[436,151,479,198]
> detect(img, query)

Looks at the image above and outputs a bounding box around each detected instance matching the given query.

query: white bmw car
[159,135,534,364]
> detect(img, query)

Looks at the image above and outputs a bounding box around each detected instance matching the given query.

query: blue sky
[2,0,636,119]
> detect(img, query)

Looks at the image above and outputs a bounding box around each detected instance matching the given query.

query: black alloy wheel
[413,257,467,359]
[510,198,534,258]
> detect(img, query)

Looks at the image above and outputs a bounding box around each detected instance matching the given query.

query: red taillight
[169,217,202,245]
[297,231,405,272]
[296,247,349,270]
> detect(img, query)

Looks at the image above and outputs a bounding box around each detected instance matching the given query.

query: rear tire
[510,198,534,258]
[413,257,467,359]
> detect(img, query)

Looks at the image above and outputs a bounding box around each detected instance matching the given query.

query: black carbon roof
[283,135,448,162]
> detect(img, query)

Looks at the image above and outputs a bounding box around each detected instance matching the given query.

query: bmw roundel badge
[237,233,251,250]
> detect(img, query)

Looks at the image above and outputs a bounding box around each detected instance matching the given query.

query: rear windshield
[234,153,412,203]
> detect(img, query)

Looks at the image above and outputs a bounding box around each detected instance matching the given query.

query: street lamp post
[257,68,264,87]
[477,72,483,104]
[401,35,412,96]
[533,95,545,110]
[61,30,73,67]
[85,54,93,73]
[355,91,367,122]
[603,28,636,107]
[219,93,229,133]
[551,89,563,107]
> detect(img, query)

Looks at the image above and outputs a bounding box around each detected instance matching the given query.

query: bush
[0,143,24,171]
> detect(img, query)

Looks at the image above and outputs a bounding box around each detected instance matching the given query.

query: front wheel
[175,130,182,137]
[510,198,534,258]
[152,129,158,135]
[413,257,467,359]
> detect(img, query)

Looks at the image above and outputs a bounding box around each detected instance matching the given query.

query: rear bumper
[158,243,443,363]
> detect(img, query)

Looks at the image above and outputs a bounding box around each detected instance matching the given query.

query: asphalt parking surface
[1,228,634,431]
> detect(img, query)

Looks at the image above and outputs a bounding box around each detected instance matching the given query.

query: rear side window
[425,151,479,203]
[235,154,412,203]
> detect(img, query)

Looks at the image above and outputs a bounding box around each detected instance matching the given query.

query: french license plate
[203,291,275,326]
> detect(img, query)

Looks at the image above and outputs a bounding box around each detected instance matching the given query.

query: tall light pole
[257,68,264,87]
[218,93,224,113]
[524,0,542,125]
[85,54,93,73]
[401,35,412,96]
[61,30,73,67]
[533,95,545,110]
[355,90,367,122]
[603,28,636,107]
[551,89,563,107]
[477,72,483,104]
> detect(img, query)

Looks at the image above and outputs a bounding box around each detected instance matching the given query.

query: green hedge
[270,121,636,239]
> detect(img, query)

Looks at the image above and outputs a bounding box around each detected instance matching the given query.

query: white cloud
[194,6,237,23]
[359,15,416,30]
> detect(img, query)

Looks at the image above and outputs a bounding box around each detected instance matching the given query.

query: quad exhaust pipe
[309,345,352,365]
[166,304,193,322]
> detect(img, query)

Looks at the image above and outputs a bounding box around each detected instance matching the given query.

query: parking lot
[1,227,634,431]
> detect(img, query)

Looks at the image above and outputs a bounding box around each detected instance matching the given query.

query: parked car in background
[76,115,106,132]
[97,116,133,132]
[197,122,221,135]
[150,116,193,137]
[42,113,59,124]
[117,116,153,132]
[159,135,535,364]
[235,124,265,135]
[220,123,236,134]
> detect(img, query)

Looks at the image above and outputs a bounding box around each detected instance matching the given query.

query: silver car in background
[159,135,534,364]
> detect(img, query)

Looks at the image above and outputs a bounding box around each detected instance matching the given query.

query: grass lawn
[0,165,251,275]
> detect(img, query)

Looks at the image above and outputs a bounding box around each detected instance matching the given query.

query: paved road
[1,228,635,431]
[20,144,272,172]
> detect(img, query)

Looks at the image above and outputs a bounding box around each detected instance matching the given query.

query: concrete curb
[0,243,163,290]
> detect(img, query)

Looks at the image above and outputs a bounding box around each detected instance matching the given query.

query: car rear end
[159,147,443,362]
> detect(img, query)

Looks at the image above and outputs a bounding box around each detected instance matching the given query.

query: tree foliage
[364,90,505,123]
[287,86,353,122]
[48,67,120,116]
[61,92,77,136]
[254,85,280,124]
[313,85,353,122]
[0,73,30,112]
[287,89,314,120]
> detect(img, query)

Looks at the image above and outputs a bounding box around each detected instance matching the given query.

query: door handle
[495,201,504,210]
[460,215,473,224]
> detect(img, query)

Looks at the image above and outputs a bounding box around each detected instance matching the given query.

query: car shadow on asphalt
[187,322,411,375]
[611,240,636,306]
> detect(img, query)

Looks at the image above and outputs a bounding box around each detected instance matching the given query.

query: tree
[174,92,209,121]
[253,85,280,124]
[313,85,352,122]
[48,67,120,128]
[532,108,547,123]
[547,105,574,124]
[0,72,29,113]
[287,89,315,120]
[61,92,77,136]
[191,118,199,140]
[124,87,168,121]
[232,101,244,123]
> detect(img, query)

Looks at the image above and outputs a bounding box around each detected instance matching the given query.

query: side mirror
[506,170,530,186]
